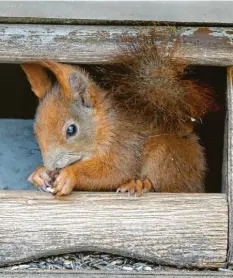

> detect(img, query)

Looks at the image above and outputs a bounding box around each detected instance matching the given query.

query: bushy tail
[99,29,217,133]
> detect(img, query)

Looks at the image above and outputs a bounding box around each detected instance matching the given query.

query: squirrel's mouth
[56,155,84,170]
[44,153,84,171]
[61,155,84,169]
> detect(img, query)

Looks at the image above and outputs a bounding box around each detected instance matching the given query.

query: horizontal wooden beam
[0,25,233,66]
[0,191,228,268]
[1,270,233,278]
[0,2,233,24]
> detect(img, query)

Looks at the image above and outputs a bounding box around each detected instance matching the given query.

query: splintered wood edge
[0,270,233,278]
[0,191,228,269]
[0,25,233,65]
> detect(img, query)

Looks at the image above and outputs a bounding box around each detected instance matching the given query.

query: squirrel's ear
[21,64,52,99]
[69,71,94,108]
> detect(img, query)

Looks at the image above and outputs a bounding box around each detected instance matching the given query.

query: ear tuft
[69,71,92,107]
[69,72,88,95]
[21,64,52,99]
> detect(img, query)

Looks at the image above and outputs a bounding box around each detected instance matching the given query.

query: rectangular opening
[0,64,227,193]
[85,64,228,193]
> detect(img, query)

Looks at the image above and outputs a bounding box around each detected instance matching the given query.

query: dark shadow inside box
[0,64,226,193]
[193,66,227,193]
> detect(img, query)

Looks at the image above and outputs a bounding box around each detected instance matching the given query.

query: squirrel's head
[21,61,108,171]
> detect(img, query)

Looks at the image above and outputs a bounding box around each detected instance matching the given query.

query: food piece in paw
[38,180,53,193]
[44,170,60,193]
[36,170,59,193]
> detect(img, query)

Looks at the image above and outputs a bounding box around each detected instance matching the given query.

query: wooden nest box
[0,2,233,277]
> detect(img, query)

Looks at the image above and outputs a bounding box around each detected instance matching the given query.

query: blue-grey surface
[0,119,42,190]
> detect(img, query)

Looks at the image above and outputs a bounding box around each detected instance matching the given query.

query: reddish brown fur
[21,30,217,196]
[35,61,78,100]
[141,134,205,193]
[100,29,217,133]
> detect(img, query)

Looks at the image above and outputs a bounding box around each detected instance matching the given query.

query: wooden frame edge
[0,2,233,24]
[226,67,233,267]
[0,269,233,278]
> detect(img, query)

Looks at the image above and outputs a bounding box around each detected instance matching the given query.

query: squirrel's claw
[116,179,153,197]
[53,167,76,196]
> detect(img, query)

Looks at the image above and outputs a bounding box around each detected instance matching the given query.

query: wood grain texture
[226,67,233,266]
[0,25,233,65]
[0,191,228,268]
[0,1,233,24]
[0,270,233,278]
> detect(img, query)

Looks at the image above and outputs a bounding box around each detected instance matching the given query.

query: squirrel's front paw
[28,166,58,193]
[116,179,153,197]
[53,167,76,196]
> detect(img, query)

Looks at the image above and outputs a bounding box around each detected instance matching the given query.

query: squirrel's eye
[66,124,77,138]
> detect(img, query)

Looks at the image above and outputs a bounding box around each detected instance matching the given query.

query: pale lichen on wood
[0,25,233,65]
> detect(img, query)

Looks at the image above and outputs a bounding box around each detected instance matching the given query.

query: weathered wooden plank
[0,25,233,65]
[226,67,233,267]
[0,270,233,278]
[0,191,228,268]
[0,2,233,24]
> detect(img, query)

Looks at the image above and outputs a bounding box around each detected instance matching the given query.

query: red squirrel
[21,30,216,196]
